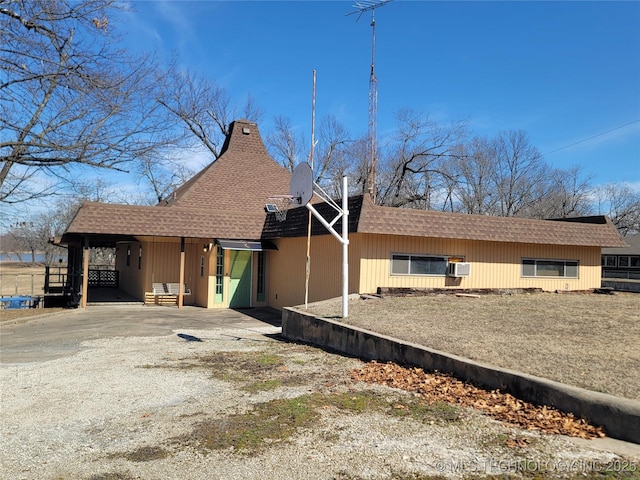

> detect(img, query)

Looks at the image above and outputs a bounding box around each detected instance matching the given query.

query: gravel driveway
[1,306,639,479]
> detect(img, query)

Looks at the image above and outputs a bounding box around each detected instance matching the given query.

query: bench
[152,283,191,296]
[145,283,191,306]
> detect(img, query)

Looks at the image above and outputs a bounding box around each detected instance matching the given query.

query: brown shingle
[356,195,626,247]
[159,119,291,214]
[65,202,267,239]
[263,194,624,247]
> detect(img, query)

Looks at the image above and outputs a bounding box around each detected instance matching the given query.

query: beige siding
[119,232,601,311]
[358,233,601,293]
[194,248,211,308]
[116,241,145,299]
[267,235,361,310]
[119,238,205,306]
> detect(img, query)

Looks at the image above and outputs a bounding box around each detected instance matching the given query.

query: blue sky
[119,0,639,189]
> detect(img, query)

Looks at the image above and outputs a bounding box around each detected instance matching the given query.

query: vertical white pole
[342,175,349,318]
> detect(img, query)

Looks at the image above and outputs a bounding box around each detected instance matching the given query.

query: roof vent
[242,127,251,135]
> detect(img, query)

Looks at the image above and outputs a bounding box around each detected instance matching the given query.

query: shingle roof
[263,195,626,248]
[159,119,291,214]
[602,234,638,254]
[261,196,362,239]
[63,119,290,243]
[64,202,267,239]
[356,195,626,247]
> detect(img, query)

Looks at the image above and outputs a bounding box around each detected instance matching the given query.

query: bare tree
[134,150,199,205]
[595,183,640,236]
[314,116,352,185]
[6,220,43,264]
[525,166,593,219]
[3,180,122,266]
[448,137,498,214]
[377,109,467,208]
[0,0,177,204]
[265,114,357,200]
[159,67,263,161]
[491,130,546,217]
[266,116,306,172]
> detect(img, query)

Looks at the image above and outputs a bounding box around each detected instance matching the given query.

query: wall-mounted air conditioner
[447,262,471,277]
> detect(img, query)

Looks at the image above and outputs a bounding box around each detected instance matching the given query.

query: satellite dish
[290,162,313,205]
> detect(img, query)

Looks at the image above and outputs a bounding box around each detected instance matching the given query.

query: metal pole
[305,70,317,310]
[342,175,349,318]
[178,237,185,308]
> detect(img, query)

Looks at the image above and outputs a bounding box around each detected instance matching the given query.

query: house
[58,119,626,309]
[602,234,639,280]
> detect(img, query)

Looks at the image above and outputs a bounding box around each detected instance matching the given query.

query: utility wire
[543,119,640,156]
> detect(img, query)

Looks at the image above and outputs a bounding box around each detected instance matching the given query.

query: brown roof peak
[159,119,291,216]
[219,119,267,157]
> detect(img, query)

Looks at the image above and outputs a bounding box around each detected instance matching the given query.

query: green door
[229,250,251,308]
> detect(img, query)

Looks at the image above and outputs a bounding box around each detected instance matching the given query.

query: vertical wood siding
[124,238,204,306]
[358,234,601,293]
[267,235,361,310]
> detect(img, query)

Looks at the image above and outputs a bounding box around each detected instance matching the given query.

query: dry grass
[307,292,640,400]
[0,263,67,322]
[0,262,46,296]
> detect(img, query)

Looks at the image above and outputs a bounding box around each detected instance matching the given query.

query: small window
[602,256,616,267]
[215,247,224,302]
[257,251,266,301]
[522,259,578,278]
[200,255,205,277]
[126,246,131,267]
[391,254,447,276]
[619,256,640,268]
[138,247,142,270]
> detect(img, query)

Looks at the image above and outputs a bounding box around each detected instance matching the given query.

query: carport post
[81,236,89,308]
[178,237,185,308]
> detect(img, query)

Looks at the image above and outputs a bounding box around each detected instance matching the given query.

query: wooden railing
[0,273,46,296]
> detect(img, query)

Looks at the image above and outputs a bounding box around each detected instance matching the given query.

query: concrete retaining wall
[282,307,640,444]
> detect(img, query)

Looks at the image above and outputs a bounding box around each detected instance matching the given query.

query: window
[618,256,640,268]
[257,252,266,301]
[522,259,578,278]
[138,247,142,270]
[602,256,617,267]
[215,247,224,302]
[126,246,131,267]
[391,254,447,276]
[200,255,205,277]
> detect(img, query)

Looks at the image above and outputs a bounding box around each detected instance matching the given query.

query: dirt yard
[307,291,640,401]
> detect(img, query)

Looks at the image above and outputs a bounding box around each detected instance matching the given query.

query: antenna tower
[347,0,393,203]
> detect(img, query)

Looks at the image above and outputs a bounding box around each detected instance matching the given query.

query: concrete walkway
[0,305,281,364]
